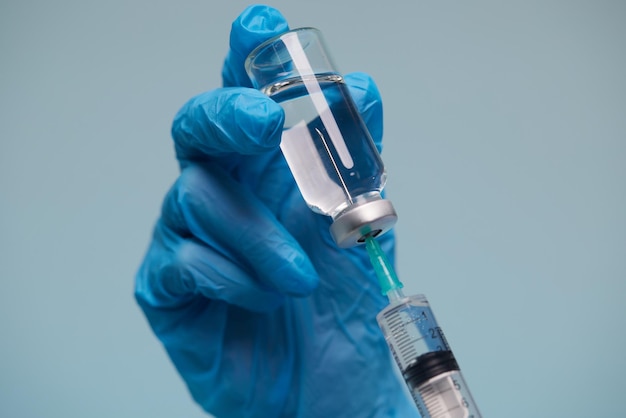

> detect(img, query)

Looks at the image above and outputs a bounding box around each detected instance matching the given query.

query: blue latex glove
[135,5,418,417]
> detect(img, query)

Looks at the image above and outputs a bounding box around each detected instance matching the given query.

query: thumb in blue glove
[135,4,418,417]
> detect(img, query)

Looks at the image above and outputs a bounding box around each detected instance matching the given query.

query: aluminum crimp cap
[329,199,398,248]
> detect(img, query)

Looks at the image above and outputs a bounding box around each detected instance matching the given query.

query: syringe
[365,237,482,418]
[244,22,479,415]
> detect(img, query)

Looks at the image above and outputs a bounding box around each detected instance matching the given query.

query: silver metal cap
[329,199,398,248]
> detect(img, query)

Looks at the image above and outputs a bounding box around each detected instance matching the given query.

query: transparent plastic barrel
[376,294,482,418]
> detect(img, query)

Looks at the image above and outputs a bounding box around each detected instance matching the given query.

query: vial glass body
[246,28,396,246]
[265,72,385,217]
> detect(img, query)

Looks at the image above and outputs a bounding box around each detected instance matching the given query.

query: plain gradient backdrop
[1,1,625,417]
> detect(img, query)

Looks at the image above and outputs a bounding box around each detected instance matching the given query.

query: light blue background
[1,1,624,417]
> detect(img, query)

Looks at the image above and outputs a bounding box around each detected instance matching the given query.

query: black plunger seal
[402,350,460,390]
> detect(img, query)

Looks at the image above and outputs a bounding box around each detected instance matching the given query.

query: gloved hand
[135,4,418,417]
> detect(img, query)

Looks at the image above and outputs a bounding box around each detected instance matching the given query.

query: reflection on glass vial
[265,73,386,217]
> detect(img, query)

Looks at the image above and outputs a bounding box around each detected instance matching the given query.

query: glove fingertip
[224,5,290,87]
[170,89,284,158]
[232,5,289,49]
[233,90,284,150]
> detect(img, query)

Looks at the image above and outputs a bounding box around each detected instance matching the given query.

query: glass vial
[245,28,396,247]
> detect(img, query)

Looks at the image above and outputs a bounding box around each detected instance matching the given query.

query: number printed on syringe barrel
[376,294,482,418]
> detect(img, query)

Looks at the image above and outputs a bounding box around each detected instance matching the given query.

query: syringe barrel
[377,294,481,418]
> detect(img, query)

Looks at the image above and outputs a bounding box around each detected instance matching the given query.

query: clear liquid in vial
[265,74,386,217]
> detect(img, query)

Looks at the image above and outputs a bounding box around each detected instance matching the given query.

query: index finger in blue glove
[222,4,289,88]
[172,87,284,164]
